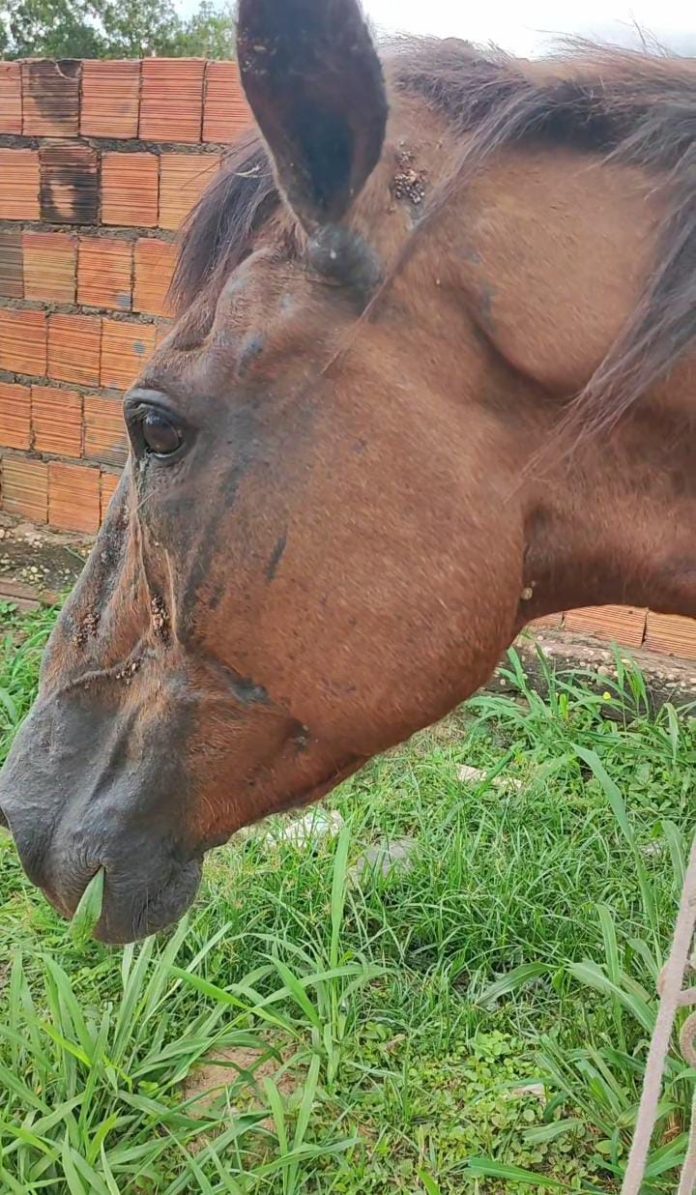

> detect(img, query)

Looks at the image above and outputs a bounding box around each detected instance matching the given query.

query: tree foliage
[0,0,235,60]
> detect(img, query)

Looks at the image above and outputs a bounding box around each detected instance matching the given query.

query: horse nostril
[0,806,8,829]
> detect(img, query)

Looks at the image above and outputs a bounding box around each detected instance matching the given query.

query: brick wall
[1,58,695,661]
[0,57,250,535]
[532,608,696,662]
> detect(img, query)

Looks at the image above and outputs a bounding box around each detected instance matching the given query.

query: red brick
[0,309,47,377]
[529,613,564,630]
[84,395,128,466]
[23,232,77,303]
[0,149,40,220]
[0,382,31,450]
[203,61,253,143]
[48,314,101,386]
[0,63,22,134]
[159,153,220,231]
[48,461,100,534]
[101,320,156,390]
[563,605,647,649]
[133,238,176,317]
[101,152,159,228]
[644,612,696,660]
[0,230,23,299]
[31,385,82,458]
[0,577,42,613]
[22,59,80,137]
[40,143,98,224]
[81,60,140,138]
[78,238,133,311]
[100,469,122,522]
[1,456,48,522]
[139,58,205,143]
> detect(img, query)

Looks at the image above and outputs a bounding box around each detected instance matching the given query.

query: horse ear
[236,0,388,233]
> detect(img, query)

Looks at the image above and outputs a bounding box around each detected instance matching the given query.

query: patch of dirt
[180,1042,306,1159]
[182,1043,301,1121]
[0,515,88,597]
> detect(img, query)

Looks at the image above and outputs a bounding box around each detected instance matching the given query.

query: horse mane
[171,39,696,434]
[170,129,279,315]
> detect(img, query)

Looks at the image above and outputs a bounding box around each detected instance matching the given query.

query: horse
[0,0,695,950]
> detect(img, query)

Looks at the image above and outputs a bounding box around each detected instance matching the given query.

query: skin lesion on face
[150,594,170,640]
[236,332,267,379]
[73,608,100,649]
[266,532,288,583]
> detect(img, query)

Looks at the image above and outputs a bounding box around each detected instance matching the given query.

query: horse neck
[426,137,696,624]
[520,391,696,622]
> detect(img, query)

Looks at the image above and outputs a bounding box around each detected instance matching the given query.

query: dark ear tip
[237,0,369,38]
[236,0,387,231]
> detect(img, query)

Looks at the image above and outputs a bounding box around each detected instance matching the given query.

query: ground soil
[0,513,89,608]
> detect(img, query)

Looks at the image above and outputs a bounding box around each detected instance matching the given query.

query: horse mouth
[52,855,205,945]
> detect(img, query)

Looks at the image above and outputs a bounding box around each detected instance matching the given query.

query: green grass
[1,600,695,1192]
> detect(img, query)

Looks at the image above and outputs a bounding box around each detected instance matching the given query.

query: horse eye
[141,410,182,457]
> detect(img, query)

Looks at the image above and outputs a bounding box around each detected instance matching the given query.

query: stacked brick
[0,57,251,535]
[533,607,696,662]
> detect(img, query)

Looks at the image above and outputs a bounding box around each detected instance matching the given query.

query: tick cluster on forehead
[390,145,427,210]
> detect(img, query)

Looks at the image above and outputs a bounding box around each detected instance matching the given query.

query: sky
[175,0,695,55]
[359,0,696,54]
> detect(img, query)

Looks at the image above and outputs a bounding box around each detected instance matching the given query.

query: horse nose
[0,686,204,942]
[0,791,61,897]
[2,778,202,943]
